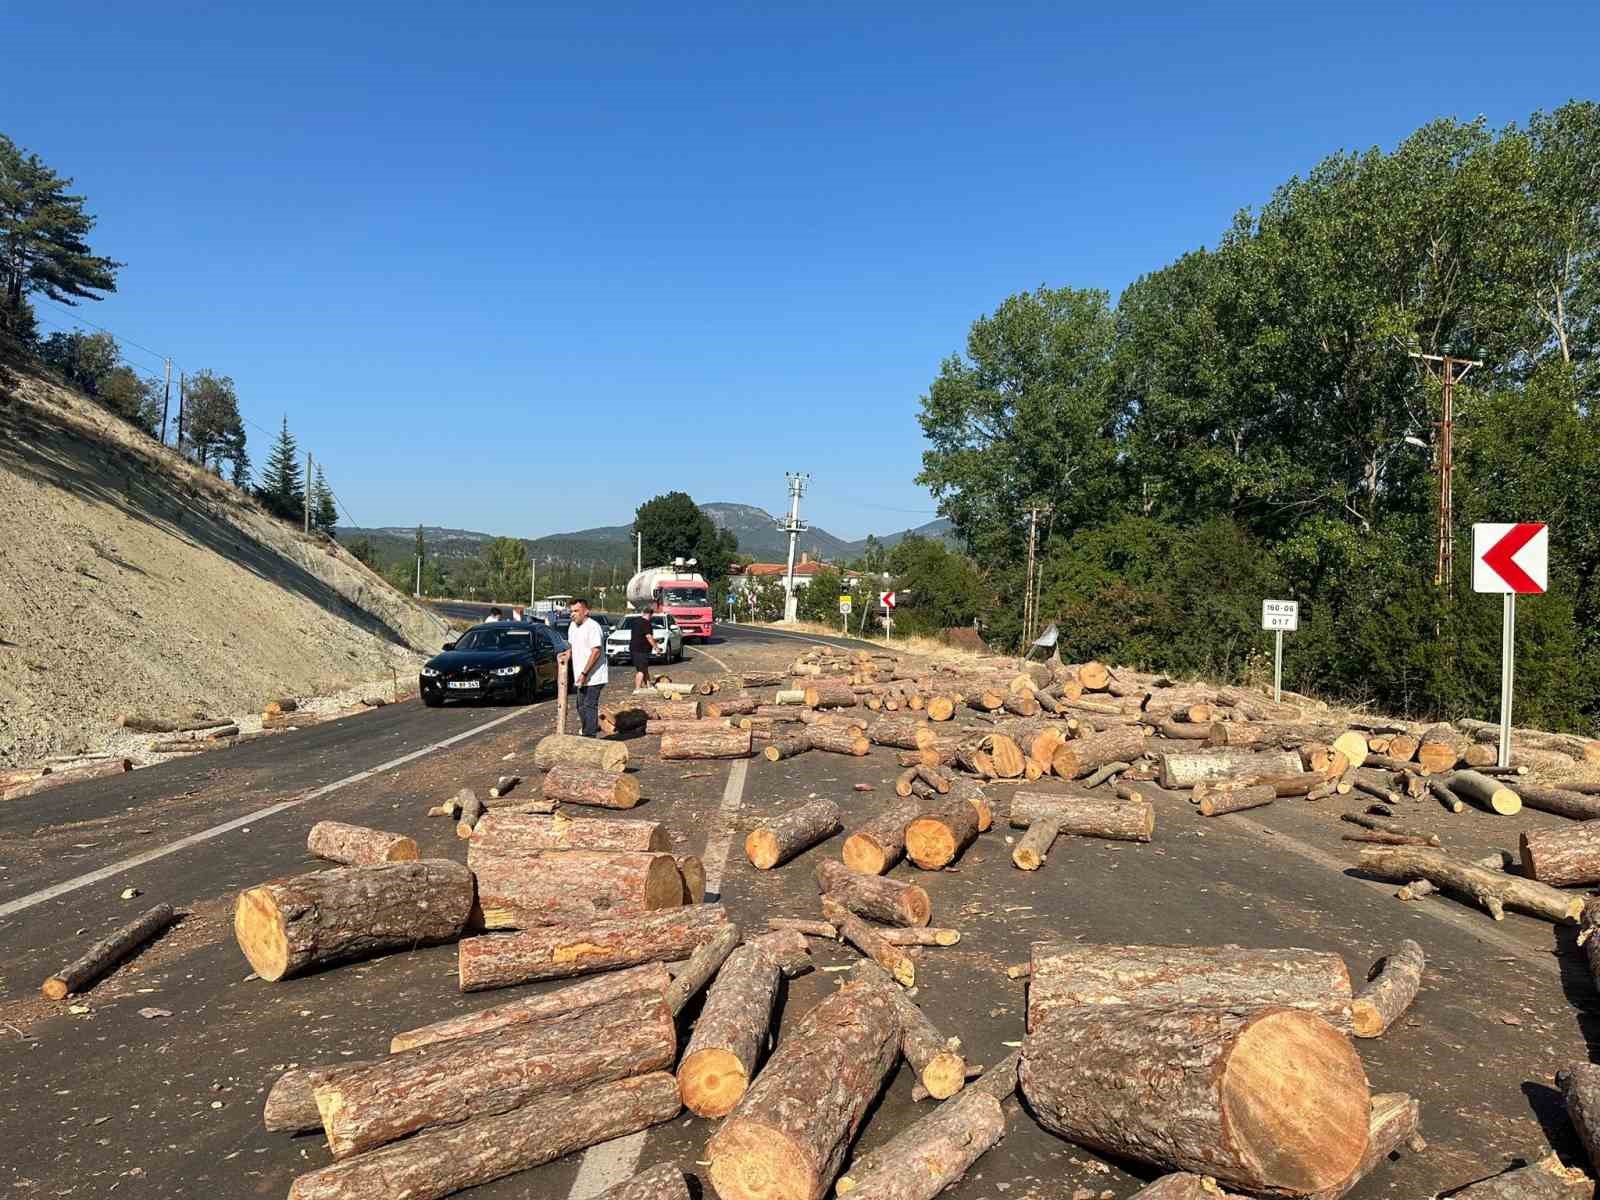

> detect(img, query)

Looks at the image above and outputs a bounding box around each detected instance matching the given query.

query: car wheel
[422,692,443,708]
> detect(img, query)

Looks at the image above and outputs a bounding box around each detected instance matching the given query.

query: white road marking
[0,707,533,918]
[567,754,750,1196]
[693,645,734,674]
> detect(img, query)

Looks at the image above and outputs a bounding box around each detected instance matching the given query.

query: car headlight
[492,665,522,676]
[421,666,440,677]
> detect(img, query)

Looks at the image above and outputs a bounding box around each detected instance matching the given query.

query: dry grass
[746,621,995,666]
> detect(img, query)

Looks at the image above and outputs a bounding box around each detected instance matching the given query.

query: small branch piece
[1350,939,1424,1037]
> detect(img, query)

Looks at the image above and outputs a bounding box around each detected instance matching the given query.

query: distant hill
[338,505,956,567]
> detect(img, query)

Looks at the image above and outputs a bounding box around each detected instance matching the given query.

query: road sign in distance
[1261,600,1299,632]
[880,591,896,610]
[839,595,852,614]
[1473,523,1548,594]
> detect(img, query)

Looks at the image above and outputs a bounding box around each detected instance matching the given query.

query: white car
[607,613,684,665]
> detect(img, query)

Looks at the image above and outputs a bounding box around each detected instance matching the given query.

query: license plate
[447,680,480,689]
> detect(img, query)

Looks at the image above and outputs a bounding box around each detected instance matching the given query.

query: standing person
[565,598,607,737]
[629,612,659,692]
[485,607,503,623]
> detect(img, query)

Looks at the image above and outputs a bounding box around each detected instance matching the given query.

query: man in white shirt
[565,598,608,737]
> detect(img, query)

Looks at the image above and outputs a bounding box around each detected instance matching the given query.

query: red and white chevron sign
[1472,523,1548,594]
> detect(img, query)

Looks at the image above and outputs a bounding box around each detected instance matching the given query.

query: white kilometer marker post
[1260,600,1298,703]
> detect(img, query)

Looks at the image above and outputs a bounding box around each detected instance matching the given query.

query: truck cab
[651,579,712,639]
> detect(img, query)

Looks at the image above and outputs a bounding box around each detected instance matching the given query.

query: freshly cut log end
[542,763,642,809]
[678,940,784,1117]
[306,821,418,865]
[471,849,685,929]
[264,1062,374,1133]
[1350,939,1424,1038]
[1012,817,1061,871]
[815,859,931,927]
[1449,770,1521,815]
[745,800,842,870]
[1198,783,1275,817]
[842,798,924,874]
[904,798,980,870]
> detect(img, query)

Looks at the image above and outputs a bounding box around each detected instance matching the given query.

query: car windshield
[454,627,533,651]
[660,588,704,605]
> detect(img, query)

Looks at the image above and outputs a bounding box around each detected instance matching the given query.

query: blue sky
[9,2,1598,542]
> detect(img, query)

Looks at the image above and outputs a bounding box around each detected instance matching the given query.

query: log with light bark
[677,936,785,1116]
[235,861,473,982]
[1396,851,1511,900]
[458,903,731,990]
[1050,726,1146,779]
[836,1093,1004,1200]
[768,917,839,938]
[533,733,629,773]
[676,854,705,903]
[1356,847,1583,923]
[1349,939,1424,1038]
[313,988,676,1159]
[855,960,966,1098]
[662,921,742,1016]
[1008,792,1155,843]
[470,849,684,929]
[706,695,760,718]
[1339,813,1438,846]
[262,1062,374,1134]
[815,859,931,926]
[990,717,1068,768]
[746,800,842,869]
[1013,815,1062,870]
[805,680,860,709]
[286,1072,681,1200]
[840,799,923,874]
[706,981,900,1200]
[1307,1092,1421,1200]
[1076,661,1111,690]
[1520,823,1600,886]
[1025,942,1354,1034]
[1515,783,1600,821]
[1020,1004,1370,1198]
[762,732,814,761]
[541,763,642,809]
[1415,724,1467,774]
[957,733,1026,779]
[879,926,960,946]
[1558,1063,1600,1175]
[391,961,672,1052]
[738,671,787,688]
[588,1164,690,1200]
[1458,718,1600,766]
[1447,770,1521,815]
[468,811,667,857]
[1449,1156,1591,1200]
[646,717,733,736]
[1385,732,1421,761]
[1582,899,1600,991]
[1157,749,1303,790]
[1205,721,1344,750]
[869,716,936,751]
[904,797,980,870]
[41,904,177,999]
[775,688,807,705]
[822,899,916,986]
[963,686,1006,712]
[1198,783,1276,816]
[120,712,234,734]
[454,788,485,839]
[660,726,753,760]
[808,725,871,756]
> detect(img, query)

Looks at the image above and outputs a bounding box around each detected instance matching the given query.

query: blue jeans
[575,683,604,738]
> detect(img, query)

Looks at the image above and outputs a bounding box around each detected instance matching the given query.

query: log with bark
[541,763,643,809]
[1449,1156,1591,1200]
[991,717,1068,769]
[956,732,1026,779]
[313,988,676,1159]
[470,849,684,929]
[1396,851,1512,900]
[1558,1063,1600,1175]
[454,788,484,839]
[1050,727,1146,779]
[646,717,733,736]
[663,922,743,1016]
[842,799,924,874]
[815,859,931,926]
[763,732,814,761]
[488,775,520,799]
[588,1164,690,1200]
[533,733,629,773]
[1026,942,1354,1033]
[1197,782,1276,816]
[1447,770,1522,815]
[746,800,842,869]
[41,904,177,999]
[1515,783,1600,821]
[869,716,936,751]
[1205,720,1346,750]
[878,926,961,946]
[1020,1004,1371,1197]
[705,981,901,1200]
[264,1061,378,1133]
[706,695,760,718]
[904,797,980,870]
[1308,1092,1421,1200]
[768,917,840,939]
[676,854,705,903]
[458,903,731,991]
[823,898,917,986]
[1582,900,1600,992]
[235,861,473,982]
[1357,847,1583,923]
[660,726,753,760]
[805,680,860,709]
[286,1072,681,1200]
[1158,749,1302,790]
[1415,724,1467,774]
[677,936,788,1116]
[469,811,668,856]
[836,1093,1004,1200]
[855,960,966,1097]
[1521,823,1600,886]
[1008,792,1155,843]
[1012,815,1062,870]
[1350,939,1424,1038]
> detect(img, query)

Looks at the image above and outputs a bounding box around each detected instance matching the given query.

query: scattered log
[762,732,814,761]
[1449,1155,1590,1200]
[286,1072,681,1200]
[1077,661,1111,690]
[1020,1004,1371,1197]
[856,960,965,1097]
[1428,778,1466,814]
[589,1163,691,1200]
[1521,824,1600,886]
[1415,725,1467,774]
[664,922,743,1017]
[541,763,642,809]
[1515,783,1600,821]
[1009,792,1155,843]
[1582,900,1600,991]
[706,695,759,718]
[304,821,418,866]
[768,917,838,939]
[532,733,629,773]
[313,988,676,1159]
[746,800,842,869]
[235,861,474,982]
[824,899,916,987]
[1158,749,1302,790]
[1012,815,1062,870]
[1558,1063,1600,1175]
[646,717,733,736]
[676,854,705,903]
[815,859,931,926]
[660,726,752,760]
[809,725,872,756]
[264,1061,377,1133]
[1386,733,1421,762]
[1309,1092,1421,1200]
[1082,760,1130,788]
[1198,783,1275,816]
[119,713,234,733]
[1447,770,1521,815]
[878,927,960,946]
[805,680,860,709]
[390,962,671,1053]
[869,716,935,751]
[469,811,667,856]
[904,797,980,870]
[455,787,485,839]
[488,774,520,799]
[41,904,177,1000]
[1350,939,1424,1038]
[471,849,683,929]
[915,765,951,794]
[958,733,1026,778]
[1051,727,1146,779]
[1397,851,1513,901]
[1122,1177,1228,1200]
[838,1093,1004,1200]
[706,981,901,1200]
[458,903,731,991]
[842,798,924,874]
[738,671,787,688]
[1356,847,1583,923]
[678,937,785,1116]
[1026,942,1354,1033]
[775,688,807,705]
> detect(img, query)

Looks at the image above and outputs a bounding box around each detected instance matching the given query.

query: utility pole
[636,532,643,576]
[777,472,810,623]
[415,554,421,597]
[1410,352,1481,590]
[530,554,537,607]
[1021,504,1052,646]
[160,359,172,445]
[304,451,313,534]
[175,372,186,451]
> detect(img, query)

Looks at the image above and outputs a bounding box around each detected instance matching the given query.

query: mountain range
[338,502,954,566]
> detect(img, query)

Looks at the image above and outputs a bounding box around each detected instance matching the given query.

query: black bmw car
[419,621,566,707]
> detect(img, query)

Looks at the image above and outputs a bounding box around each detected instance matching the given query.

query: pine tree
[256,415,303,520]
[313,467,339,533]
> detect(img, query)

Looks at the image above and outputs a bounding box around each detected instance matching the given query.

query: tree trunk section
[1047,727,1144,779]
[264,1062,374,1134]
[591,1163,691,1200]
[235,861,473,982]
[647,717,733,736]
[1448,770,1521,815]
[1199,783,1276,816]
[1021,1004,1370,1197]
[1558,1063,1600,1175]
[706,981,901,1200]
[42,903,177,1000]
[678,939,785,1116]
[763,733,813,761]
[286,1072,681,1200]
[1008,793,1154,843]
[904,798,980,870]
[746,800,842,869]
[1515,784,1600,820]
[1026,942,1354,1034]
[805,680,859,709]
[815,859,931,926]
[869,717,935,751]
[1415,724,1467,774]
[660,726,753,760]
[842,800,923,874]
[836,1095,1003,1200]
[824,901,916,987]
[808,725,871,756]
[469,812,666,855]
[471,849,682,929]
[458,903,731,991]
[1450,1156,1591,1200]
[1350,939,1424,1038]
[1013,816,1062,870]
[533,733,629,773]
[1158,750,1302,790]
[542,763,641,808]
[677,854,705,903]
[878,927,961,946]
[855,961,966,1098]
[1356,847,1583,923]
[306,821,418,865]
[1520,824,1600,885]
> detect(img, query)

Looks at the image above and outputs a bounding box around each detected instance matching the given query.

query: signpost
[1260,600,1298,703]
[879,591,896,646]
[1473,522,1549,766]
[727,593,737,625]
[838,593,852,634]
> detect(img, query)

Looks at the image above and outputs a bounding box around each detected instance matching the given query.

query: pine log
[1357,847,1583,923]
[588,1164,690,1200]
[837,1094,1004,1200]
[762,732,814,761]
[1050,727,1146,779]
[768,917,839,939]
[805,680,860,709]
[706,981,900,1200]
[815,859,931,926]
[1082,760,1130,788]
[471,850,683,929]
[314,989,675,1159]
[1428,778,1467,814]
[950,780,994,832]
[855,960,965,1097]
[455,788,484,838]
[1198,783,1276,816]
[1583,900,1600,991]
[458,903,731,991]
[925,695,957,721]
[739,671,787,688]
[1308,1092,1421,1200]
[391,962,671,1053]
[533,733,629,773]
[542,763,642,808]
[1008,792,1155,843]
[1397,851,1511,900]
[746,800,842,869]
[809,725,872,756]
[41,904,177,1000]
[1123,1177,1229,1200]
[1076,661,1111,690]
[468,812,667,858]
[1415,724,1467,774]
[1448,770,1521,815]
[915,765,950,793]
[1521,824,1600,886]
[964,686,1006,712]
[647,717,733,736]
[742,927,813,977]
[661,726,753,760]
[824,900,916,986]
[1515,784,1600,821]
[707,694,760,718]
[1350,939,1424,1038]
[235,861,472,982]
[286,1072,681,1200]
[1012,816,1062,870]
[904,797,980,869]
[1020,1004,1370,1197]
[1205,720,1343,750]
[488,775,520,799]
[1558,1063,1600,1175]
[1340,813,1438,846]
[869,716,936,751]
[676,854,705,903]
[1027,942,1354,1034]
[992,717,1068,767]
[877,927,960,946]
[265,1061,377,1133]
[678,938,785,1116]
[1450,1156,1591,1200]
[842,799,924,874]
[664,921,743,1016]
[1158,749,1303,790]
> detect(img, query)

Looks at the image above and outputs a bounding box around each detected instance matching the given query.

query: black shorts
[630,648,651,669]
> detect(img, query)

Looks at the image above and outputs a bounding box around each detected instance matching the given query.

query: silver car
[607,613,684,664]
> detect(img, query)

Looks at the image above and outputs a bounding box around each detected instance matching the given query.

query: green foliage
[96,366,161,436]
[347,536,377,568]
[312,467,339,534]
[885,535,989,636]
[480,536,531,603]
[181,370,247,481]
[38,329,118,394]
[632,491,737,581]
[256,416,304,521]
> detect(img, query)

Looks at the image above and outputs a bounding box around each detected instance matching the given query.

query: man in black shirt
[629,614,659,691]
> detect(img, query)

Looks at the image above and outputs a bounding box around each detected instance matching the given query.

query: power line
[35,298,173,368]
